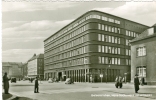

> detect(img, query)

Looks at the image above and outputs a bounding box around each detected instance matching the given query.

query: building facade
[130,24,156,85]
[27,54,44,79]
[2,62,23,79]
[44,10,149,82]
[22,63,28,78]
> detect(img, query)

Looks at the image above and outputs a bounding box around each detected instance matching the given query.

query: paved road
[8,81,156,100]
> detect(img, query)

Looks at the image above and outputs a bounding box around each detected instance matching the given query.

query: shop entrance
[58,72,62,81]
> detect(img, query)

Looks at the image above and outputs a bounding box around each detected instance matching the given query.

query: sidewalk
[2,92,33,100]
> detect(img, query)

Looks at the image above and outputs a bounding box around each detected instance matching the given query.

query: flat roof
[44,10,150,42]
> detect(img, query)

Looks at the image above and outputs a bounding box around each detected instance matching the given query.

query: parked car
[11,77,16,83]
[65,78,74,84]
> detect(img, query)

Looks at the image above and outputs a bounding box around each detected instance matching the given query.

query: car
[48,78,53,83]
[65,78,74,84]
[11,77,16,83]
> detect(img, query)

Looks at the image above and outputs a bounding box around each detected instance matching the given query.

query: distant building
[44,10,149,82]
[22,63,28,78]
[27,54,44,79]
[130,24,156,85]
[2,62,23,79]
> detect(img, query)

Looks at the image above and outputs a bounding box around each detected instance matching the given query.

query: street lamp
[106,65,110,83]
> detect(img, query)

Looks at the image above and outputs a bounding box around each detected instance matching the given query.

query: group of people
[3,72,144,94]
[3,72,40,94]
[114,74,142,93]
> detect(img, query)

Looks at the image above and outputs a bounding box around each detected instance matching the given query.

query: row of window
[98,34,121,44]
[45,46,88,64]
[45,35,88,55]
[98,45,120,54]
[45,57,89,70]
[45,24,88,48]
[99,56,120,65]
[86,14,120,24]
[45,13,121,45]
[137,47,146,57]
[98,24,120,34]
[126,30,139,37]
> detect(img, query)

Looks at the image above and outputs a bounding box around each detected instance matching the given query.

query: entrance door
[58,72,62,81]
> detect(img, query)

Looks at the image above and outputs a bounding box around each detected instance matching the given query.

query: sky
[1,1,156,63]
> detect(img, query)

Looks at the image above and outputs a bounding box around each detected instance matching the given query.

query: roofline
[44,10,150,42]
[28,53,44,62]
[130,33,156,43]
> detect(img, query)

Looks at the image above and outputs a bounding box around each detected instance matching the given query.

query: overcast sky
[2,1,156,63]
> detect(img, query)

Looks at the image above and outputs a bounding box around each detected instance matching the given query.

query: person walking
[134,74,140,93]
[115,76,119,88]
[34,77,39,93]
[3,72,10,94]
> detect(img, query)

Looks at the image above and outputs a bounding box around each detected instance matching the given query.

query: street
[8,81,156,100]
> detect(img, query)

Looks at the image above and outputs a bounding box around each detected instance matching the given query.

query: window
[109,36,111,42]
[118,38,120,44]
[98,24,101,30]
[98,45,101,52]
[112,36,114,43]
[102,46,105,53]
[102,57,105,64]
[105,25,108,31]
[102,35,105,41]
[137,47,146,57]
[118,58,120,65]
[136,66,146,77]
[105,46,108,53]
[118,48,120,54]
[102,25,105,30]
[98,34,101,41]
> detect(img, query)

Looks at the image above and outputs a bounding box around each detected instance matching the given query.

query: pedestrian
[134,74,140,93]
[90,76,92,83]
[34,77,39,93]
[115,76,119,88]
[3,72,10,94]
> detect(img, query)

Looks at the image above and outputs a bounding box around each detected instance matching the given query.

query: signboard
[100,74,103,77]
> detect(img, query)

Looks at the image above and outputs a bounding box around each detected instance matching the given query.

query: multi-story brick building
[130,24,156,85]
[44,10,149,82]
[27,54,44,79]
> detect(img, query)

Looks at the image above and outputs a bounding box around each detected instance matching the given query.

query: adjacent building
[44,10,149,82]
[130,24,156,85]
[27,54,44,79]
[22,63,28,78]
[2,62,23,79]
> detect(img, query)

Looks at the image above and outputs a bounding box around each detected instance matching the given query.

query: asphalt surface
[7,81,156,100]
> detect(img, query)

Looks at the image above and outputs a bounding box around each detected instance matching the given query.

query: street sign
[100,74,103,77]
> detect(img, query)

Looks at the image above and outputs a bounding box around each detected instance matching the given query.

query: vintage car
[11,77,16,83]
[65,78,74,84]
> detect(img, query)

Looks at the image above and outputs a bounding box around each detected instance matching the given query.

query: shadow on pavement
[2,93,13,100]
[12,97,35,100]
